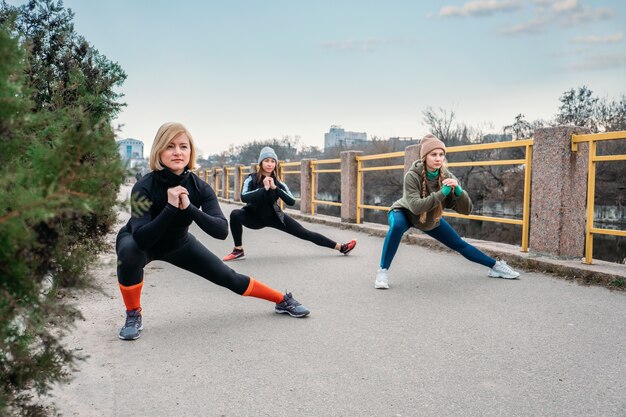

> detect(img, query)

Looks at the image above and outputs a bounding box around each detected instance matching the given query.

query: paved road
[52,200,626,417]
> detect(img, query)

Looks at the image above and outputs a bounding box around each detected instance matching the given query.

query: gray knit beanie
[258,146,278,164]
[419,134,446,160]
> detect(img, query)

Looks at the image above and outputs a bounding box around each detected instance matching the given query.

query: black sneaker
[118,308,143,340]
[275,292,310,318]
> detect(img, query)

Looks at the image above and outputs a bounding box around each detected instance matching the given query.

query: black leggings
[230,209,336,249]
[116,230,250,294]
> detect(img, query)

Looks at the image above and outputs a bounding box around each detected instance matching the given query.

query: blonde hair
[149,122,197,171]
[418,159,446,224]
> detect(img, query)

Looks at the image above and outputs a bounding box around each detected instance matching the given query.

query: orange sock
[243,277,284,304]
[119,282,143,311]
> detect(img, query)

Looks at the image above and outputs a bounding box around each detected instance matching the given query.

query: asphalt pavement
[51,194,626,417]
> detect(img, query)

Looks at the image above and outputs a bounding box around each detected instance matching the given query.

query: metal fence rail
[310,158,341,215]
[572,130,626,264]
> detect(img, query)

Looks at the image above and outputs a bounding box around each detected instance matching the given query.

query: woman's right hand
[263,176,272,191]
[167,186,189,207]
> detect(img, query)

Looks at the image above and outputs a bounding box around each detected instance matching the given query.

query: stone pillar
[404,144,420,174]
[340,150,363,223]
[299,159,315,214]
[234,164,244,201]
[529,126,590,258]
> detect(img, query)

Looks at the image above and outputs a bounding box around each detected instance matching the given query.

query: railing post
[211,169,218,193]
[234,164,244,201]
[300,159,315,215]
[404,144,420,173]
[341,151,363,223]
[222,167,228,200]
[529,126,590,258]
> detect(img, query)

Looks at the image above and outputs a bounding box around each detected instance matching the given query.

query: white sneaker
[488,260,520,279]
[375,268,389,289]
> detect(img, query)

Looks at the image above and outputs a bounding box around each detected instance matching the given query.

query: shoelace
[499,262,513,272]
[283,293,301,308]
[125,313,140,327]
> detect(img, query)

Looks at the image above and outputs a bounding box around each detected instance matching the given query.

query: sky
[8,0,626,157]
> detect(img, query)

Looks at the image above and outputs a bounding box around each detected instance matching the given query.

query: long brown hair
[418,159,446,224]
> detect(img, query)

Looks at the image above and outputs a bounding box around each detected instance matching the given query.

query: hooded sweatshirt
[389,161,473,231]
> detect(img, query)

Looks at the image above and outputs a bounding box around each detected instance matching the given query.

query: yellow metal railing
[213,168,222,196]
[279,161,301,209]
[224,166,235,200]
[572,130,626,264]
[355,151,405,224]
[310,158,342,215]
[238,165,251,195]
[356,140,534,252]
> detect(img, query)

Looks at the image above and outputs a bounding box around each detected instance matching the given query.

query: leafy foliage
[0,1,125,415]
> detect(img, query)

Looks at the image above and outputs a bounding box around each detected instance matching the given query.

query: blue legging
[379,210,496,270]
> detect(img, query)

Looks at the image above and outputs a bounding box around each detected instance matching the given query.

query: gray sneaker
[275,292,310,318]
[488,260,520,279]
[118,309,143,340]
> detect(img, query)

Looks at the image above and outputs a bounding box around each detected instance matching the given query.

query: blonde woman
[223,147,356,261]
[374,134,520,289]
[115,124,309,340]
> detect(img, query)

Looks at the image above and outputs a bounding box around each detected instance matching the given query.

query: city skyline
[8,0,626,157]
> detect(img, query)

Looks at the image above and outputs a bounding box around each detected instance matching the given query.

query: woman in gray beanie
[223,147,357,261]
[374,134,520,289]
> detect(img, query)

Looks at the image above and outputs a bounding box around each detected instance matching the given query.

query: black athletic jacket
[121,168,228,251]
[240,172,296,223]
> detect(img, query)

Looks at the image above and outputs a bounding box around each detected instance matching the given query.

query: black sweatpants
[230,209,336,249]
[116,229,250,294]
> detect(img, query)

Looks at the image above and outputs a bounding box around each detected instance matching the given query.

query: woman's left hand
[179,192,190,210]
[268,177,277,190]
[442,178,458,189]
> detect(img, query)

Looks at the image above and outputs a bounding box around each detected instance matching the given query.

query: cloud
[499,18,548,35]
[565,52,626,71]
[438,0,524,18]
[499,2,615,37]
[571,32,623,44]
[321,37,418,52]
[559,7,614,26]
[551,0,579,12]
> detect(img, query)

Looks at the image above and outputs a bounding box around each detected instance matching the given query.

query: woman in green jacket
[374,134,520,289]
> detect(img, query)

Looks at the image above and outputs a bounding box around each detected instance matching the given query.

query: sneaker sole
[488,271,520,279]
[223,256,245,262]
[374,282,389,289]
[275,309,309,318]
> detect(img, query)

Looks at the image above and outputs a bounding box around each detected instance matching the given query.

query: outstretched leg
[275,214,337,249]
[423,218,495,267]
[163,234,310,317]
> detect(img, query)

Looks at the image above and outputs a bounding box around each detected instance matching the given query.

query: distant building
[324,125,367,149]
[117,138,145,168]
